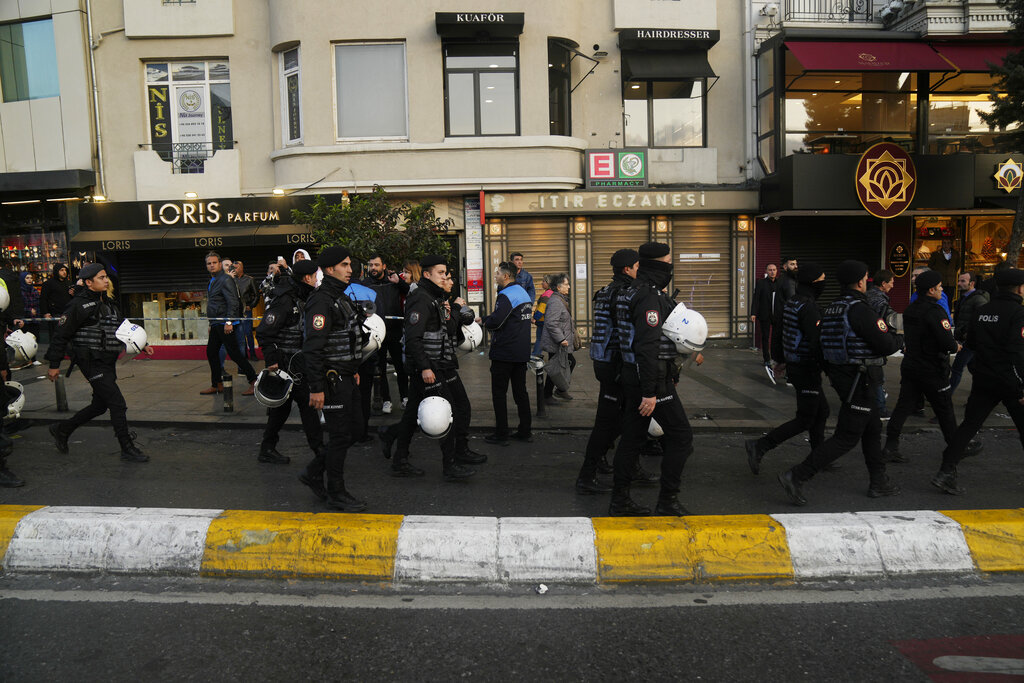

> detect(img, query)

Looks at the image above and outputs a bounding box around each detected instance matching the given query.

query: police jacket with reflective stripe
[45,288,123,367]
[965,291,1024,398]
[404,278,458,372]
[616,271,678,396]
[302,275,365,392]
[255,276,314,367]
[901,296,958,377]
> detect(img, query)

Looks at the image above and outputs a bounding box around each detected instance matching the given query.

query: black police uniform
[45,287,147,461]
[361,271,410,406]
[747,282,829,472]
[781,287,900,504]
[0,346,22,487]
[301,273,366,511]
[254,274,323,464]
[936,285,1024,494]
[610,266,694,516]
[883,295,960,456]
[381,277,475,480]
[446,294,484,463]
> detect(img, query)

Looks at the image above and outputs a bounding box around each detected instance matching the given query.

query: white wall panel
[1,101,36,171]
[30,97,66,170]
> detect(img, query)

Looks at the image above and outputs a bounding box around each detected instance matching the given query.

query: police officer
[933,268,1024,495]
[303,246,366,511]
[745,263,829,474]
[379,255,476,480]
[345,262,380,444]
[255,259,322,468]
[46,263,152,462]
[882,269,981,463]
[609,242,694,516]
[0,344,22,487]
[778,260,900,505]
[481,261,533,445]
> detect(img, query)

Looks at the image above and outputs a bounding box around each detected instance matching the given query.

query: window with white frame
[145,60,232,173]
[281,48,301,144]
[335,43,408,139]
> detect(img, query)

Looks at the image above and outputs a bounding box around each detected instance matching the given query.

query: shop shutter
[590,217,649,293]
[780,222,881,304]
[111,246,286,294]
[505,218,570,301]
[672,216,731,339]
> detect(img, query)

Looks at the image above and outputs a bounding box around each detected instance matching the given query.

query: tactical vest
[72,300,123,354]
[820,295,875,364]
[422,299,455,363]
[590,280,624,364]
[277,301,305,357]
[616,283,678,365]
[322,297,364,370]
[782,298,811,364]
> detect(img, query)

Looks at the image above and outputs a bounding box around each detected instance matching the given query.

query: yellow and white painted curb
[1,505,1022,583]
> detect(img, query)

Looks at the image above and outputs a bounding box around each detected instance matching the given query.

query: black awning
[254,224,315,246]
[622,50,716,81]
[71,229,166,251]
[977,195,1021,210]
[161,227,256,250]
[435,12,524,39]
[0,169,95,195]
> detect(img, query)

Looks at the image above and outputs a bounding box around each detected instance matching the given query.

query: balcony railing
[140,142,229,174]
[784,0,873,23]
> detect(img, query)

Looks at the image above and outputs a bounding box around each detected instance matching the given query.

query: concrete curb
[2,505,1022,583]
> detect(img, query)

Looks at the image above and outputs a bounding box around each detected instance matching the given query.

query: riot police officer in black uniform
[46,263,151,462]
[303,247,366,511]
[444,271,487,465]
[746,263,829,473]
[380,255,476,481]
[255,259,322,468]
[933,267,1024,495]
[778,260,900,505]
[0,345,23,487]
[609,242,694,516]
[883,269,981,463]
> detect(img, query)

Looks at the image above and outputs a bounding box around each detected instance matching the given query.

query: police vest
[820,296,875,364]
[782,297,812,364]
[277,300,305,358]
[72,300,123,354]
[322,297,364,371]
[421,299,456,363]
[616,283,677,366]
[590,280,625,364]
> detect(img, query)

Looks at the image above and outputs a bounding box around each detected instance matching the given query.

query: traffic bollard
[222,372,233,413]
[535,361,546,417]
[55,374,68,412]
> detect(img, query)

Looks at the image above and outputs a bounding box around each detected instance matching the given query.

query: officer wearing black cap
[302,246,367,511]
[46,263,152,462]
[933,267,1024,495]
[255,259,322,470]
[746,262,829,474]
[882,269,981,463]
[379,254,476,481]
[609,242,694,516]
[779,259,901,505]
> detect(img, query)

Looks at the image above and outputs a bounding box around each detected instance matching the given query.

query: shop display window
[0,229,68,286]
[912,215,1018,301]
[966,216,1018,274]
[125,291,210,344]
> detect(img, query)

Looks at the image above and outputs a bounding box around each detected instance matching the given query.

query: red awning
[785,41,952,71]
[930,43,1020,72]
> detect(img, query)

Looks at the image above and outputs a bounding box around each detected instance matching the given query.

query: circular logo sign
[888,242,910,278]
[178,89,202,112]
[855,142,917,219]
[619,153,644,178]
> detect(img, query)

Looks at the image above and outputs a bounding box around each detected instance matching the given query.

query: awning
[161,227,256,250]
[435,12,524,39]
[622,50,716,81]
[786,41,952,71]
[70,229,165,251]
[254,224,314,246]
[931,43,1020,72]
[977,196,1020,210]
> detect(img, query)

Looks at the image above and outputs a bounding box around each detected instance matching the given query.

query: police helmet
[115,319,149,354]
[662,304,708,355]
[417,395,453,439]
[361,314,387,358]
[648,418,664,438]
[3,381,24,419]
[459,321,483,352]
[253,368,295,408]
[5,330,37,364]
[0,284,9,312]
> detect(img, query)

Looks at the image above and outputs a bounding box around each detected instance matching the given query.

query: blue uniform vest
[820,295,875,364]
[590,279,627,364]
[782,297,811,364]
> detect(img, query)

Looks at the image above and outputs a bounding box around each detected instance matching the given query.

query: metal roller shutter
[672,216,731,339]
[506,218,570,298]
[590,217,648,293]
[780,222,881,304]
[110,246,289,294]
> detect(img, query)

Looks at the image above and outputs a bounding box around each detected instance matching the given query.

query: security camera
[760,2,779,17]
[878,5,893,19]
[889,0,905,11]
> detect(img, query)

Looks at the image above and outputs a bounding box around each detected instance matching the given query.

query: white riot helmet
[253,368,294,408]
[662,303,708,355]
[361,314,386,358]
[417,395,453,439]
[459,321,483,352]
[5,330,36,364]
[115,319,149,354]
[3,381,23,418]
[648,418,664,438]
[0,283,9,312]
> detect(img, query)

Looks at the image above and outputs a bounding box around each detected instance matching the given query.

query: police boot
[609,488,651,516]
[653,494,690,517]
[964,440,984,457]
[745,438,766,475]
[882,439,906,463]
[258,444,290,464]
[575,477,612,495]
[931,468,966,495]
[49,423,71,454]
[391,459,426,478]
[777,468,807,506]
[867,475,901,498]
[119,435,149,463]
[325,478,367,513]
[597,453,614,475]
[456,447,487,465]
[443,459,476,482]
[378,425,395,460]
[298,469,327,500]
[631,463,660,487]
[0,456,24,488]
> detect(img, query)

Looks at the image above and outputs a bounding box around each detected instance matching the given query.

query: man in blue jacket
[482,260,533,445]
[201,251,257,396]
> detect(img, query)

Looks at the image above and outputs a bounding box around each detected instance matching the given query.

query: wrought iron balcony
[139,142,230,174]
[784,0,874,23]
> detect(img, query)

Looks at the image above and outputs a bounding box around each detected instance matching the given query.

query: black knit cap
[610,248,640,269]
[638,242,670,259]
[836,259,869,286]
[316,246,350,269]
[915,269,943,293]
[292,260,318,277]
[995,268,1024,287]
[420,254,447,271]
[797,262,824,284]
[79,263,105,281]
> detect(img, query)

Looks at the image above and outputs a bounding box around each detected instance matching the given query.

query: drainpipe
[743,2,756,184]
[84,0,105,198]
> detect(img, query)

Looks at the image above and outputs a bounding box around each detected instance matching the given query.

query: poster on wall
[464,197,484,304]
[174,84,208,146]
[147,85,173,161]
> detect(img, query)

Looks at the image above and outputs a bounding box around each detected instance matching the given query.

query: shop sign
[485,189,758,215]
[174,85,207,145]
[994,158,1022,194]
[147,85,173,161]
[79,195,316,230]
[585,149,648,188]
[463,197,484,304]
[855,142,917,219]
[888,242,911,277]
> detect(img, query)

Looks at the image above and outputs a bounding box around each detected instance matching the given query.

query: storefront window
[927,72,1018,154]
[624,79,705,148]
[126,291,210,344]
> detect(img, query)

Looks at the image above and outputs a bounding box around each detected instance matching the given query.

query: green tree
[979,0,1024,265]
[291,186,451,271]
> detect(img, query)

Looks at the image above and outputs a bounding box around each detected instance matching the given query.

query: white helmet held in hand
[115,319,149,354]
[417,395,453,439]
[0,284,9,312]
[3,381,24,418]
[648,418,664,438]
[253,368,294,408]
[5,330,36,364]
[662,303,708,355]
[361,314,386,358]
[459,321,483,352]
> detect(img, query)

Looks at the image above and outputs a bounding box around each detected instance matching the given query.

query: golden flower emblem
[858,150,914,210]
[994,158,1023,194]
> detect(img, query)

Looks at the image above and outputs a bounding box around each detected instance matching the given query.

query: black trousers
[612,383,694,496]
[261,381,323,453]
[941,380,1024,471]
[544,352,576,397]
[490,359,531,436]
[759,371,829,452]
[792,380,887,483]
[62,356,130,441]
[581,379,625,480]
[207,324,257,387]
[357,355,377,439]
[886,370,957,445]
[376,325,408,402]
[387,367,469,466]
[756,318,784,365]
[305,376,361,484]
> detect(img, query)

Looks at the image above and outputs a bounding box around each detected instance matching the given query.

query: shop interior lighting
[92,195,107,202]
[631,83,640,89]
[272,188,285,195]
[0,199,41,205]
[184,191,199,199]
[46,197,84,202]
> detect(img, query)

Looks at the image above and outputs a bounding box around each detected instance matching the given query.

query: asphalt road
[1,419,1022,515]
